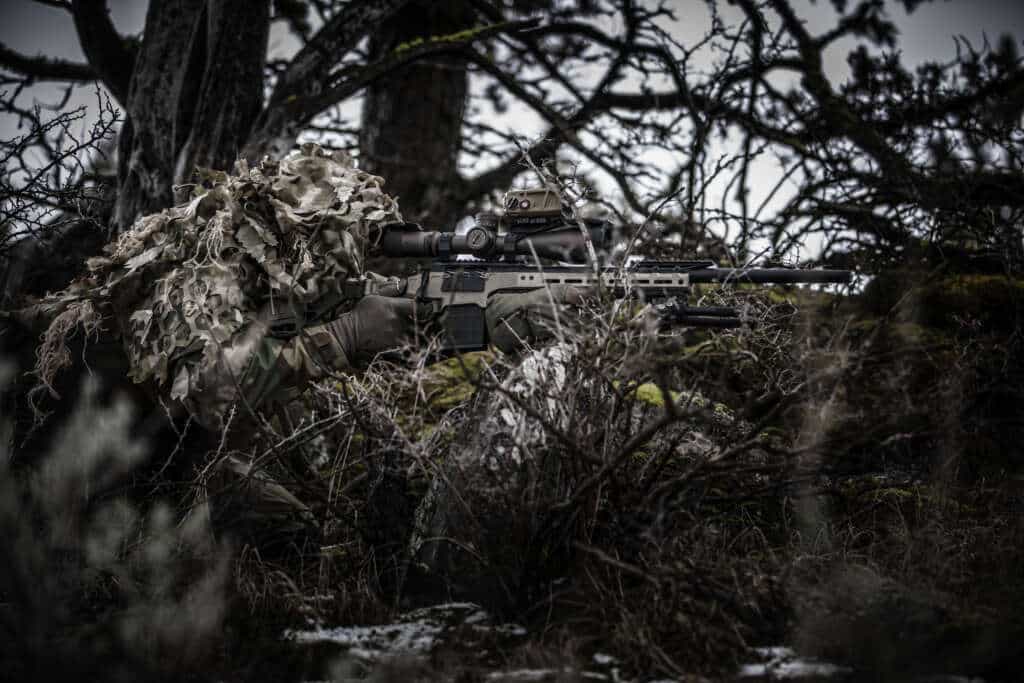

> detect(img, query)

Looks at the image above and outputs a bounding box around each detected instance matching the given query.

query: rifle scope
[378,222,609,262]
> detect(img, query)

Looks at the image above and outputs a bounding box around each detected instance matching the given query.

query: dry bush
[189,351,462,632]
[0,363,229,681]
[271,284,828,677]
[789,301,1024,678]
[1,89,119,303]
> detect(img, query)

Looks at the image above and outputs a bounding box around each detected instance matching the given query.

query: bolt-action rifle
[351,188,852,352]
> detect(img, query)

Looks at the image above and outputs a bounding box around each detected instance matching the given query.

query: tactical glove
[484,284,586,353]
[277,272,422,377]
[320,294,426,367]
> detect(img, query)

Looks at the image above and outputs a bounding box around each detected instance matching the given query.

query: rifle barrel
[667,315,743,328]
[685,268,851,284]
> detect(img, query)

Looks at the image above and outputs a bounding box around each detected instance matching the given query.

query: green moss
[632,382,680,407]
[422,351,494,411]
[832,480,986,517]
[846,317,954,351]
[763,286,837,308]
[429,383,475,410]
[613,381,741,425]
[394,37,425,53]
[869,487,917,503]
[944,273,1024,297]
[434,26,491,43]
[712,402,734,421]
[923,275,1024,330]
[414,423,456,446]
[394,24,506,54]
[847,318,881,335]
[884,322,947,345]
[320,544,350,559]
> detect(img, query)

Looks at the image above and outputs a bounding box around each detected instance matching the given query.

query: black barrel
[685,267,851,284]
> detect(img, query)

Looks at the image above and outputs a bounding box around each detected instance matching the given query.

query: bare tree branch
[245,18,538,162]
[0,42,95,82]
[269,0,414,104]
[70,0,135,105]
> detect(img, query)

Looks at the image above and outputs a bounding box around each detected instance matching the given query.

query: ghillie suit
[26,144,403,428]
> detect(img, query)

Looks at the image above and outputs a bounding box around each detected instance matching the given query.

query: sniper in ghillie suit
[1,1,1023,680]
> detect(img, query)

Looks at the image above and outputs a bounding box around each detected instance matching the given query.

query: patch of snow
[486,668,609,682]
[407,600,480,615]
[486,669,559,682]
[474,622,528,637]
[464,609,491,625]
[739,646,852,679]
[286,601,528,663]
[286,619,442,660]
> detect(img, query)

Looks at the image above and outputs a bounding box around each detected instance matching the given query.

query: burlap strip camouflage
[31,144,403,427]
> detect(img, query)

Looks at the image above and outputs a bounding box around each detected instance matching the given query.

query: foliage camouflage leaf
[31,144,402,402]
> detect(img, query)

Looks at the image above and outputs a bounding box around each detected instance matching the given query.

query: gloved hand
[484,284,586,353]
[322,294,426,366]
[180,275,423,428]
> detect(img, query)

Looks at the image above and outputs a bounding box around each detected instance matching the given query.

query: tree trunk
[5,0,272,473]
[114,0,269,230]
[113,0,205,230]
[359,1,475,229]
[176,0,270,189]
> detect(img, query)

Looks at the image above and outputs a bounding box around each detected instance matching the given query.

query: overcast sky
[2,0,1024,239]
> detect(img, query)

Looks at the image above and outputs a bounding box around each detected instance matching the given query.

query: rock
[793,564,1024,679]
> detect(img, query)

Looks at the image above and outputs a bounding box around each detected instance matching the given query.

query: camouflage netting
[31,144,402,403]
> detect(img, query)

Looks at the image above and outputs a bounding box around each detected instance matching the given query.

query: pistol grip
[441,305,487,352]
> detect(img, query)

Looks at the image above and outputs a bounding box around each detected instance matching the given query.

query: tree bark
[112,0,205,230]
[359,1,475,229]
[175,0,270,194]
[113,0,269,230]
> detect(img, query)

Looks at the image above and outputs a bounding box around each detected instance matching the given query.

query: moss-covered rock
[860,270,1024,333]
[421,350,493,413]
[795,564,1024,679]
[918,274,1024,332]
